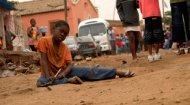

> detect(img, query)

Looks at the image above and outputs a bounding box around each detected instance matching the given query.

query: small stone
[165,77,170,79]
[120,103,124,105]
[8,65,17,70]
[80,100,85,103]
[160,90,163,93]
[88,86,93,89]
[148,97,156,100]
[122,60,127,64]
[95,64,100,67]
[133,97,139,102]
[15,66,28,73]
[7,62,14,66]
[74,55,83,61]
[86,57,92,61]
[175,100,181,103]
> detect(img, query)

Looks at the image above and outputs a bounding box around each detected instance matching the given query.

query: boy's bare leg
[154,44,160,54]
[148,44,153,55]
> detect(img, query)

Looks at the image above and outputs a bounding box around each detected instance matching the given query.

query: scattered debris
[74,55,83,61]
[0,70,16,78]
[122,60,127,65]
[86,57,92,61]
[0,51,40,78]
[15,66,29,73]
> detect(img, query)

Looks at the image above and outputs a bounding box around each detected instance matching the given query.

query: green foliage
[7,1,19,6]
[163,11,171,25]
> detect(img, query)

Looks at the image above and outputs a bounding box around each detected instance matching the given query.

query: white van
[78,18,112,52]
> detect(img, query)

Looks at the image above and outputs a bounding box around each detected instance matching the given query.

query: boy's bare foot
[68,76,83,84]
[116,70,135,78]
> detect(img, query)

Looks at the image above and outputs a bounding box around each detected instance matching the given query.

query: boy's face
[30,20,36,27]
[53,26,69,43]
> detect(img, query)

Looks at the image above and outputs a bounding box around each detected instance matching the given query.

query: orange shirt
[37,36,72,76]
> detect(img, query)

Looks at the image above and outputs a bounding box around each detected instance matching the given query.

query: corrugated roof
[15,0,65,16]
[0,1,16,10]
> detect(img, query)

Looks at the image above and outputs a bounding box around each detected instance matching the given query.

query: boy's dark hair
[30,18,36,23]
[54,20,70,35]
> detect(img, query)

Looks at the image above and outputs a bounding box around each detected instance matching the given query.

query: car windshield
[64,37,76,45]
[79,23,106,36]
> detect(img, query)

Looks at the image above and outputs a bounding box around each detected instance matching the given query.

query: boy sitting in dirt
[36,20,134,87]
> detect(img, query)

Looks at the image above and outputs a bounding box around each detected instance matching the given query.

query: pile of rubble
[0,58,39,78]
[0,50,40,78]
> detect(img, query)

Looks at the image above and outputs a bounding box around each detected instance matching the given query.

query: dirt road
[0,50,190,105]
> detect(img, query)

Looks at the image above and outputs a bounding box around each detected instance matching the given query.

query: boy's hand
[47,76,56,81]
[56,74,65,79]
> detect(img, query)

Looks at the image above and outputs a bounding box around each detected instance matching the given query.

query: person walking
[139,0,164,62]
[116,0,141,61]
[108,26,116,55]
[170,0,190,54]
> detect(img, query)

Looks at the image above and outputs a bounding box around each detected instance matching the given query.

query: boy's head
[53,20,70,43]
[30,18,36,27]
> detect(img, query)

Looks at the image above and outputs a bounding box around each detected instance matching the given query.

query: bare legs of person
[127,31,139,60]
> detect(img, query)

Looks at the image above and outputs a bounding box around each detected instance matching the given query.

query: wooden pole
[64,0,68,22]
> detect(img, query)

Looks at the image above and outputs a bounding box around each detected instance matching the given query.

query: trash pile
[0,58,39,78]
[0,51,40,78]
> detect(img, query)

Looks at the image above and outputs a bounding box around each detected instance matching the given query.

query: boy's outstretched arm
[57,61,73,79]
[41,52,54,80]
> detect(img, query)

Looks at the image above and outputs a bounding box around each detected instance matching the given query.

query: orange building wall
[21,11,65,35]
[69,0,98,34]
[21,0,98,36]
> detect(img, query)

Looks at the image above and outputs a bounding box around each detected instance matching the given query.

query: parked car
[63,36,79,59]
[77,35,100,58]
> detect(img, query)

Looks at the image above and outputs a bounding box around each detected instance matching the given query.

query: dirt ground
[0,49,190,105]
